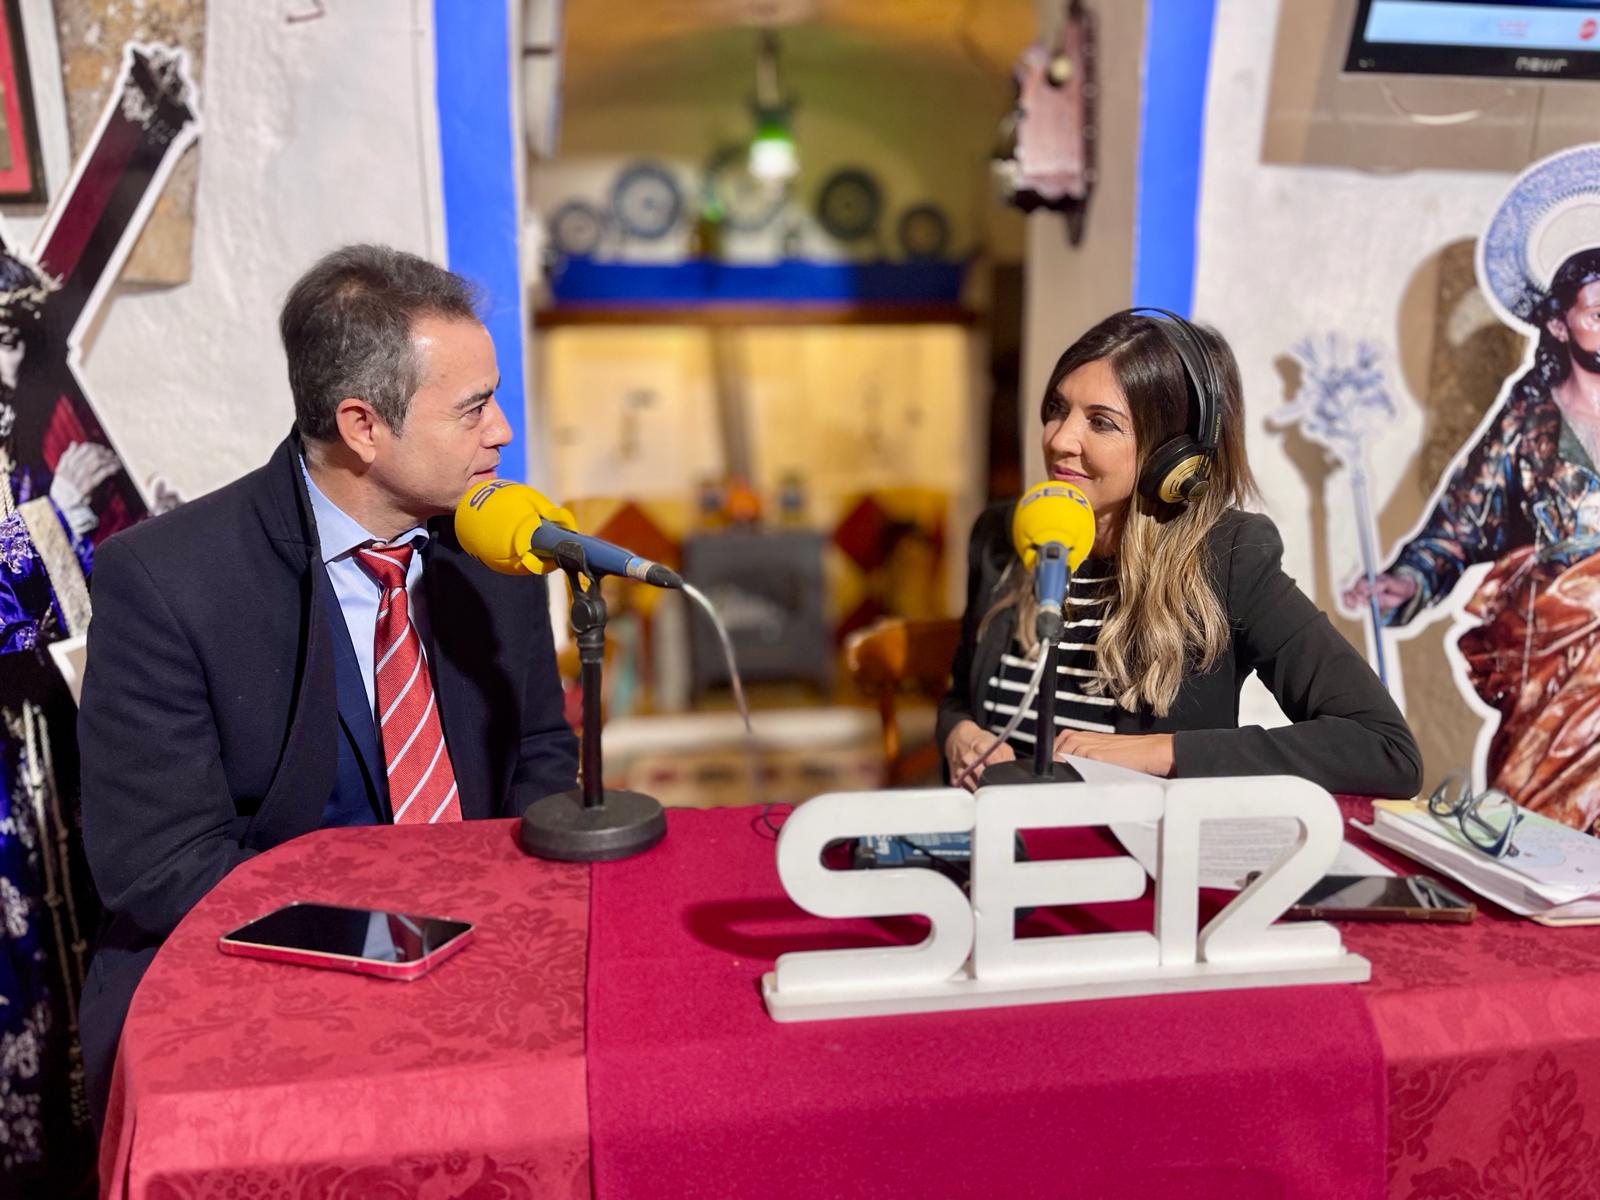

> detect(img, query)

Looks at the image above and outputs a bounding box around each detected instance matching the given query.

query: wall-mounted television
[1346,0,1600,80]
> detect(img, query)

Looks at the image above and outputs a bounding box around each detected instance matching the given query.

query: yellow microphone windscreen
[454,479,577,576]
[1011,481,1095,571]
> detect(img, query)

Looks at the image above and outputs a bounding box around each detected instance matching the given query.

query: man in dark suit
[76,244,578,1130]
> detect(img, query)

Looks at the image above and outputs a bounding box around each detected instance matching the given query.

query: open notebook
[1355,800,1600,925]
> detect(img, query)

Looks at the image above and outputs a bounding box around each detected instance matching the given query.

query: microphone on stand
[984,481,1096,786]
[453,480,668,864]
[455,479,683,589]
[1012,481,1095,642]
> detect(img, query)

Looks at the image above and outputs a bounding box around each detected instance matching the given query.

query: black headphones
[1128,307,1222,506]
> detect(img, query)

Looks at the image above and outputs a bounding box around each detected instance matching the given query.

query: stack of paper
[1355,801,1600,924]
[1057,755,1394,890]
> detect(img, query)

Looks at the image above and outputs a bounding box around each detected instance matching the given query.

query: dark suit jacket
[938,503,1423,799]
[77,432,578,1126]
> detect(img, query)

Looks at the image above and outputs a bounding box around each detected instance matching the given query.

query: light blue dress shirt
[301,461,432,716]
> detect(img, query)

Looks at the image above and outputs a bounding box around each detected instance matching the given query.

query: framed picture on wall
[0,0,45,202]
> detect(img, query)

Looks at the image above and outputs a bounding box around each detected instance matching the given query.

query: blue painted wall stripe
[1132,0,1218,318]
[433,1,528,481]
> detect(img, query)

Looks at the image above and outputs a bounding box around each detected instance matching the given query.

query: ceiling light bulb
[749,128,798,181]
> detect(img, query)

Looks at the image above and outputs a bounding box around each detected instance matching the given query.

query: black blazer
[938,503,1422,799]
[76,432,578,1126]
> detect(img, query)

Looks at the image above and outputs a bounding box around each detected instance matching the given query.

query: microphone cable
[952,635,1054,790]
[682,583,785,835]
[682,582,752,736]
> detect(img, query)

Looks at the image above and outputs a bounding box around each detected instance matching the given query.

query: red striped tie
[356,543,462,824]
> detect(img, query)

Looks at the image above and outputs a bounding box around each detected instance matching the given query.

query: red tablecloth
[99,820,591,1200]
[101,802,1600,1199]
[1337,799,1600,1198]
[587,808,1387,1200]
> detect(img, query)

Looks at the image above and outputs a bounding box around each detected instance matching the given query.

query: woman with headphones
[940,308,1422,798]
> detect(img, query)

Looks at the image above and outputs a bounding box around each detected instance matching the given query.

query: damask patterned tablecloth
[98,820,590,1200]
[586,807,1390,1199]
[1338,798,1600,1200]
[584,804,1600,1200]
[100,803,1600,1200]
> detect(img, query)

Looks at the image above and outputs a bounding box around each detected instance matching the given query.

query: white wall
[1192,0,1554,771]
[1195,1,1508,584]
[74,1,445,502]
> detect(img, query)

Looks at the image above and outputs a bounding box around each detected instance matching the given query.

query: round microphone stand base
[520,788,667,862]
[519,540,668,863]
[980,759,1084,787]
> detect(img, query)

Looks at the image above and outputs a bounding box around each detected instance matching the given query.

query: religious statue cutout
[1274,333,1406,708]
[1,44,199,658]
[1353,144,1600,833]
[0,43,198,1193]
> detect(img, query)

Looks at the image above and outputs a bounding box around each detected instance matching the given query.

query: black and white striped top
[980,559,1117,754]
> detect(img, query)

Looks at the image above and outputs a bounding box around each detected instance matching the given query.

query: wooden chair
[843,617,962,786]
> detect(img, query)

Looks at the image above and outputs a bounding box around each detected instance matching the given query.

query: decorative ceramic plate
[612,162,684,241]
[896,203,950,261]
[816,167,882,241]
[548,199,605,257]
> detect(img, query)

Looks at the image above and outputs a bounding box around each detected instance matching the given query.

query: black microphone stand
[519,540,667,861]
[1033,635,1064,777]
[983,608,1082,787]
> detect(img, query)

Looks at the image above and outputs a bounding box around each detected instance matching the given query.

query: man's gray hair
[280,244,480,441]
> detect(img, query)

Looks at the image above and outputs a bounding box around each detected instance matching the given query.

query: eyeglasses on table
[1426,770,1523,859]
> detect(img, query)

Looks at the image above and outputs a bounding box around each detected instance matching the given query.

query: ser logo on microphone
[1029,484,1091,513]
[467,479,512,510]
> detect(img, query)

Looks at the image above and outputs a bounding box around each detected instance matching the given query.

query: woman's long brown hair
[981,310,1258,716]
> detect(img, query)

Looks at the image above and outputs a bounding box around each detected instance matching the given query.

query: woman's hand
[945,719,1015,791]
[1052,729,1175,777]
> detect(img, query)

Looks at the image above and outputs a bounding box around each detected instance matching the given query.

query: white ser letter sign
[762,777,1369,1021]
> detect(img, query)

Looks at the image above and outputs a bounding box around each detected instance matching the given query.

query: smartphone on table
[1286,874,1476,923]
[218,901,474,980]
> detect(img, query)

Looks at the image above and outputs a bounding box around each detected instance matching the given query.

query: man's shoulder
[100,454,296,577]
[425,520,550,600]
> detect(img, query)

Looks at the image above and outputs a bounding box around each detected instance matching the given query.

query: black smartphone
[1287,874,1476,923]
[219,902,475,980]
